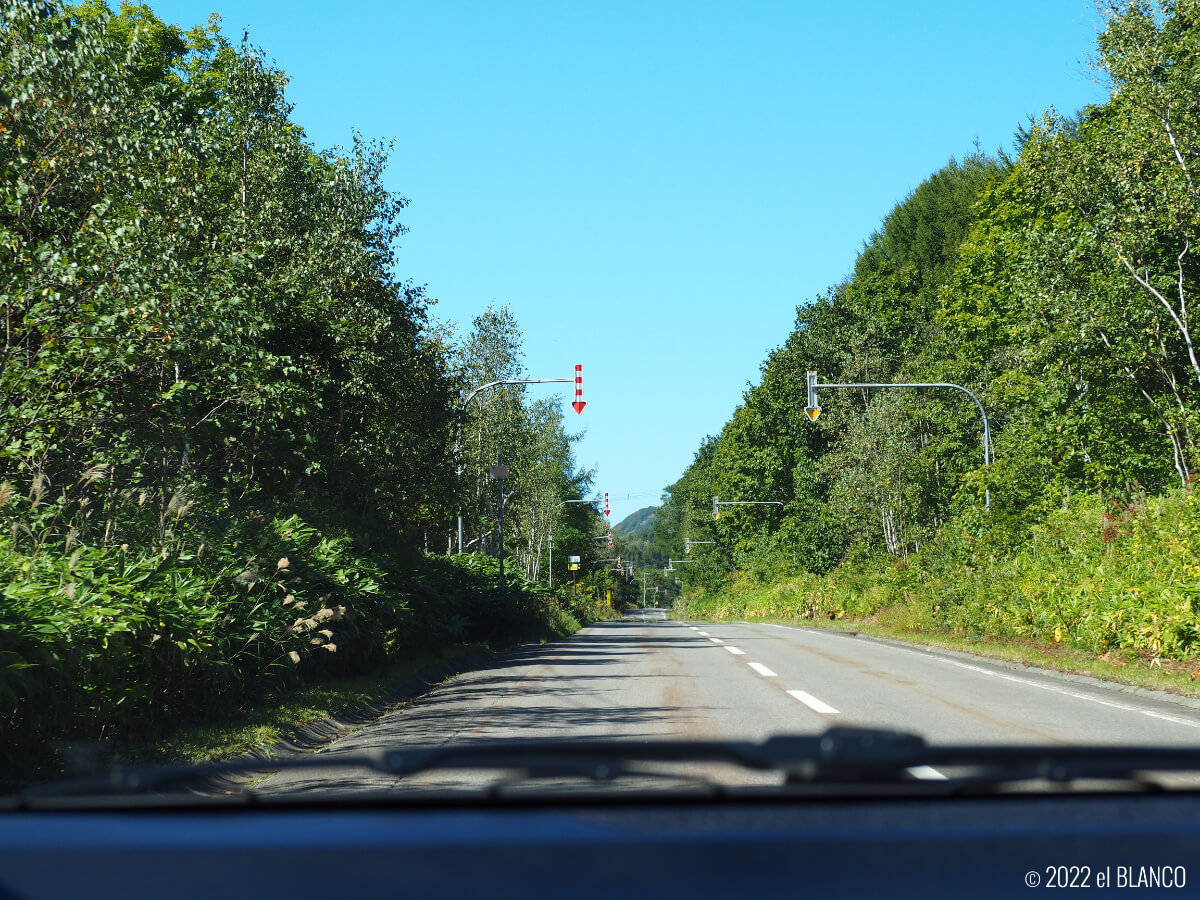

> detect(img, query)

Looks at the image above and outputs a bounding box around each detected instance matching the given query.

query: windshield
[5,0,1200,809]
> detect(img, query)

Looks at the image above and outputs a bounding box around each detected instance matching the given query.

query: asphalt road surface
[260,610,1200,795]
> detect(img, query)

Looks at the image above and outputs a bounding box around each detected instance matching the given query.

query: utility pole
[490,453,510,595]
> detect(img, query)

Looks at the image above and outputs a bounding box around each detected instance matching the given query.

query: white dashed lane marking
[787,690,839,715]
[747,662,777,677]
[725,646,745,656]
[748,622,1200,731]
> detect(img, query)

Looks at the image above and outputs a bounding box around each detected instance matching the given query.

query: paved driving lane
[260,611,1200,794]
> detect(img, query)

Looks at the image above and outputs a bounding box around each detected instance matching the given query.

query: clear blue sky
[147,0,1107,525]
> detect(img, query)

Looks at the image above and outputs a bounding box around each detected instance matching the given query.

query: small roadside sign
[568,555,580,563]
[489,464,510,480]
[568,563,579,571]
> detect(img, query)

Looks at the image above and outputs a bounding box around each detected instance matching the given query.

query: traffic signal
[805,371,821,422]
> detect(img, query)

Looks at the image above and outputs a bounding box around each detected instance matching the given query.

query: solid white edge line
[748,662,777,677]
[787,689,839,714]
[725,646,745,655]
[941,659,1200,729]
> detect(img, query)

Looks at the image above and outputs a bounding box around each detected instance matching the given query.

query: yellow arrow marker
[805,407,821,422]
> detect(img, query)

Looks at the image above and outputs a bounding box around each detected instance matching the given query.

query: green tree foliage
[656,154,1001,577]
[0,1,595,775]
[450,305,595,581]
[1,0,456,546]
[660,0,1200,664]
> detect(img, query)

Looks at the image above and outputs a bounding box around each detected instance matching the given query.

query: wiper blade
[15,727,1200,802]
[783,728,1200,787]
[14,736,810,800]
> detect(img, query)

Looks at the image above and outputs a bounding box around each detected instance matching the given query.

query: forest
[658,0,1200,666]
[8,0,1200,778]
[0,0,621,774]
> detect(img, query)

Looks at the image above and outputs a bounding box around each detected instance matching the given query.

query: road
[261,610,1200,794]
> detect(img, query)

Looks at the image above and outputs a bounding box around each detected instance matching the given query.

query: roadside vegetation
[0,1,618,784]
[663,0,1200,683]
[682,488,1200,692]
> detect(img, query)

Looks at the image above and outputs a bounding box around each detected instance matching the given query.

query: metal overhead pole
[806,373,991,509]
[455,373,580,554]
[712,497,784,519]
[489,454,511,595]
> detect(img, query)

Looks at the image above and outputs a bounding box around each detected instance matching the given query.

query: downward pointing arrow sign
[805,406,821,422]
[572,364,585,414]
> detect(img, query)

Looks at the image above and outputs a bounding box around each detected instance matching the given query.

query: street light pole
[455,375,578,554]
[489,453,511,596]
[548,497,601,589]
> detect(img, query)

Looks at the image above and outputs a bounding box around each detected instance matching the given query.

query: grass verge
[128,642,493,766]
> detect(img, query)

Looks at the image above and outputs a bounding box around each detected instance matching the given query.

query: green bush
[679,488,1200,663]
[0,523,600,778]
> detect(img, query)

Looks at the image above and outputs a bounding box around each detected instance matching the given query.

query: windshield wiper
[13,727,1200,804]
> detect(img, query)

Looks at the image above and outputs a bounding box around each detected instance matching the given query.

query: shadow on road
[257,615,733,795]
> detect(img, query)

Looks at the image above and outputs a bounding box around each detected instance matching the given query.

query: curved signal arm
[454,373,581,554]
[712,497,784,519]
[813,379,991,509]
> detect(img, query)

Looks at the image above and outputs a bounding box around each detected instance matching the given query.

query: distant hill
[612,506,657,536]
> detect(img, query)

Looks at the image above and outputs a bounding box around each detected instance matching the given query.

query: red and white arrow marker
[604,492,610,517]
[571,364,586,414]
